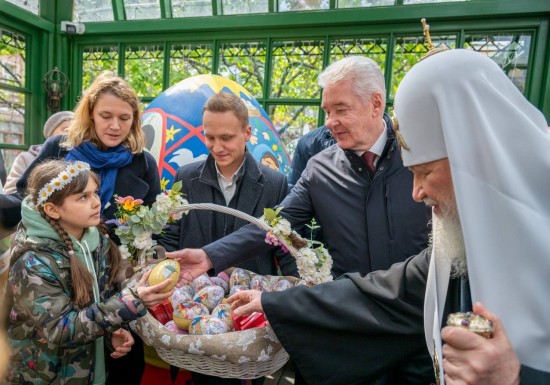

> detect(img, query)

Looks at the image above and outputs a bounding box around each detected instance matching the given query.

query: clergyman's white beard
[429,201,468,278]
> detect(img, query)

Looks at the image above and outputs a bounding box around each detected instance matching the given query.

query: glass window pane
[269,104,320,159]
[0,89,25,146]
[172,0,212,17]
[82,46,119,90]
[0,29,26,88]
[338,0,393,9]
[404,0,469,3]
[330,37,388,72]
[169,43,214,86]
[219,42,266,99]
[219,0,268,15]
[124,45,164,98]
[124,0,161,20]
[5,0,39,14]
[1,149,22,176]
[278,0,329,11]
[74,0,114,22]
[270,40,324,99]
[464,33,532,93]
[390,34,456,100]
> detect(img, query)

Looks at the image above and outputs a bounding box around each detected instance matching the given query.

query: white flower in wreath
[238,356,251,364]
[160,335,171,346]
[236,330,256,351]
[272,219,292,236]
[212,354,227,361]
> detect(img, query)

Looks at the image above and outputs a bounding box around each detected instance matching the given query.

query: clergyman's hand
[166,248,213,287]
[226,290,264,316]
[441,302,520,385]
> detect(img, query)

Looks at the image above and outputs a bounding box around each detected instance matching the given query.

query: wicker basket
[127,203,301,378]
[132,310,290,379]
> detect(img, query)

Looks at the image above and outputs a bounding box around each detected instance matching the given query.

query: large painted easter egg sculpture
[142,75,291,190]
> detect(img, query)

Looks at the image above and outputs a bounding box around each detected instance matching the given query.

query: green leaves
[263,206,284,226]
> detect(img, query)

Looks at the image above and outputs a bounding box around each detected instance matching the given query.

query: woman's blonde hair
[62,72,145,153]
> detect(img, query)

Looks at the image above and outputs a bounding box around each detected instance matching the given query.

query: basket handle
[170,203,299,256]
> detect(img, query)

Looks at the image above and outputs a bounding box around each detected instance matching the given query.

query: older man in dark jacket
[169,56,433,384]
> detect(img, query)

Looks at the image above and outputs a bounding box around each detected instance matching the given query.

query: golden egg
[148,259,180,293]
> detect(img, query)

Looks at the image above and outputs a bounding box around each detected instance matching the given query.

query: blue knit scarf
[65,142,133,214]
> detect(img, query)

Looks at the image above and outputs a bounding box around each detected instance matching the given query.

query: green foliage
[263,206,284,226]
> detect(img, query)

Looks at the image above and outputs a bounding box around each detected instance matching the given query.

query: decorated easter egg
[192,273,213,292]
[193,285,225,311]
[209,276,229,294]
[217,271,230,283]
[229,284,249,296]
[171,285,195,308]
[173,301,209,330]
[164,320,189,334]
[250,275,271,292]
[229,268,250,289]
[148,260,180,293]
[211,303,234,331]
[189,315,228,335]
[272,279,293,292]
[142,74,291,191]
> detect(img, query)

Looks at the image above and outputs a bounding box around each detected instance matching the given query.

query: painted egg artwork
[147,259,180,293]
[142,74,291,191]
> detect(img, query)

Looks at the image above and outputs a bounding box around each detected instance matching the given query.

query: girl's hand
[110,329,134,359]
[135,270,173,308]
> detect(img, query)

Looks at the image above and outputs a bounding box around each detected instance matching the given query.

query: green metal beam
[0,0,54,31]
[160,0,172,18]
[56,0,74,24]
[79,0,550,35]
[112,0,126,21]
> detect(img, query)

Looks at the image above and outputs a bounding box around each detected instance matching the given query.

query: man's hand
[135,270,173,308]
[166,248,213,287]
[226,290,264,316]
[110,328,134,359]
[442,302,520,385]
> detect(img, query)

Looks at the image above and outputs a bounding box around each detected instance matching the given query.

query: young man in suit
[158,92,297,385]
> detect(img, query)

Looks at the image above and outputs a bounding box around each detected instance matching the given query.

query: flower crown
[37,161,91,206]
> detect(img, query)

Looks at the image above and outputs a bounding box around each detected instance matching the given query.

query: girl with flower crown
[5,160,173,385]
[13,72,161,384]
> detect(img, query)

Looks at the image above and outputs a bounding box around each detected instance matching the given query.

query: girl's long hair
[27,160,121,307]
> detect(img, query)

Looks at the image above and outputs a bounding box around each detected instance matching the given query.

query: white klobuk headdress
[394,47,550,373]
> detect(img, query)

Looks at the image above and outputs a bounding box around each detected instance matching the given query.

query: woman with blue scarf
[15,72,161,385]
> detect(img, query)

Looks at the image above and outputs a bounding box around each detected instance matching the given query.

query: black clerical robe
[261,248,550,385]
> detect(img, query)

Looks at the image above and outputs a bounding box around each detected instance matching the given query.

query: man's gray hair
[318,56,386,106]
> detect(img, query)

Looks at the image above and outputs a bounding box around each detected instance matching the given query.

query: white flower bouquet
[107,181,188,264]
[262,208,333,285]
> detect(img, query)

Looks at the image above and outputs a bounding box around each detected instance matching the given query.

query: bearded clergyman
[173,48,550,385]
